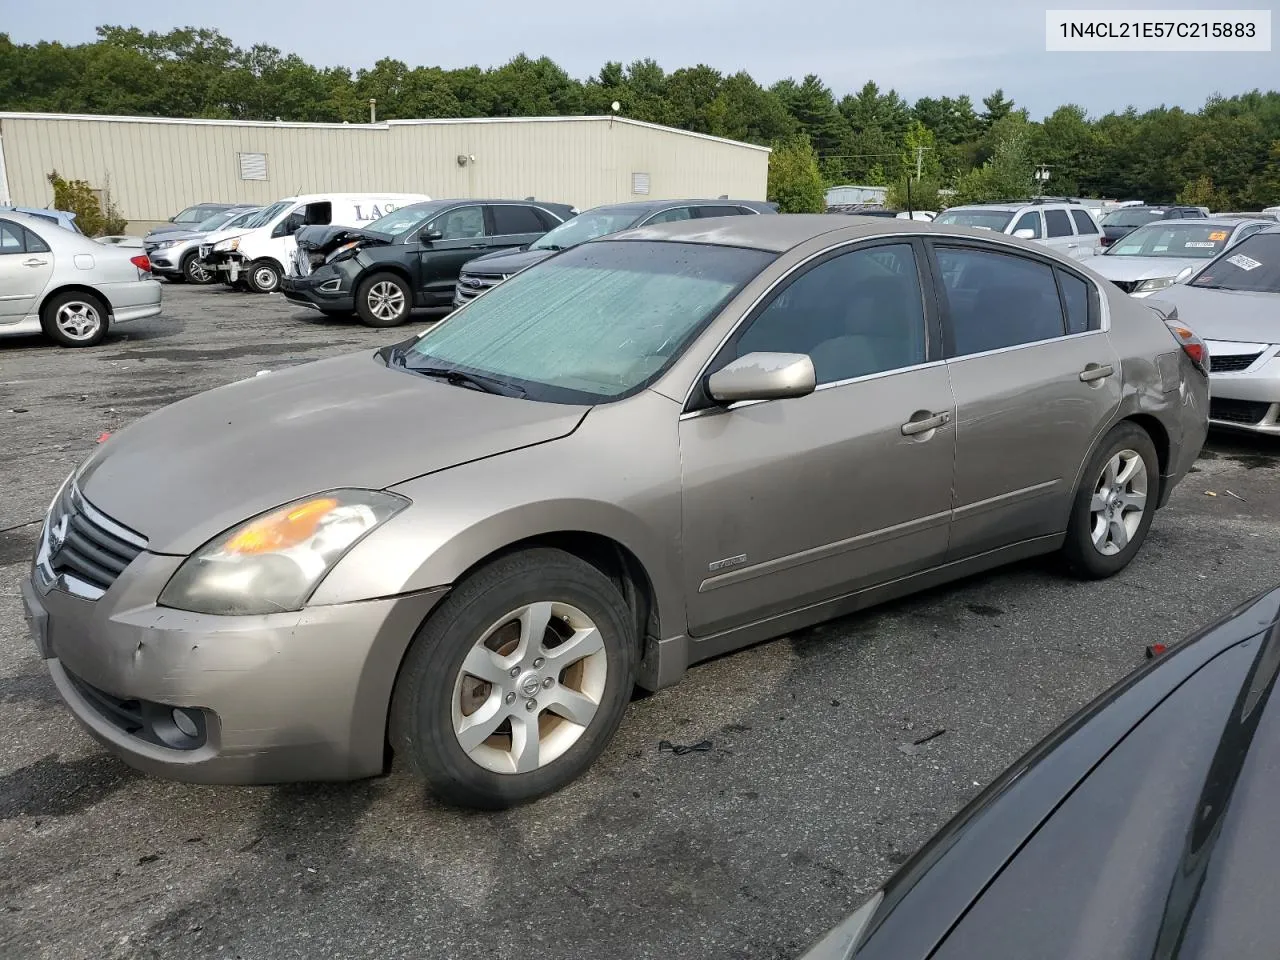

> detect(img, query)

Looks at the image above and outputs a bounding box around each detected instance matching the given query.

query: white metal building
[0,112,770,232]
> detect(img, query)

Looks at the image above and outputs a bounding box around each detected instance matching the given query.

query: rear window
[1070,210,1099,234]
[1102,209,1163,228]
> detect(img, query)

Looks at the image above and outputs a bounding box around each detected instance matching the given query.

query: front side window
[403,240,774,403]
[1012,211,1042,239]
[429,206,486,240]
[936,246,1066,356]
[490,205,545,235]
[729,243,927,385]
[1070,210,1099,234]
[1044,210,1074,238]
[1189,234,1280,293]
[644,207,695,225]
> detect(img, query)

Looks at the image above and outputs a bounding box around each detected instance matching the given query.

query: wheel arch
[355,263,415,294]
[39,283,114,318]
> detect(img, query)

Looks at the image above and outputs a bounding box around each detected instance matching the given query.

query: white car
[199,193,431,293]
[935,200,1103,260]
[0,210,161,347]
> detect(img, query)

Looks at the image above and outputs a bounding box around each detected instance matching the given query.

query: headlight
[324,240,361,263]
[152,239,179,250]
[213,237,240,253]
[158,489,408,615]
[1134,276,1175,294]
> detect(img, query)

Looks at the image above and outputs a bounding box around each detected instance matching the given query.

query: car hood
[1090,255,1203,282]
[76,351,589,555]
[145,229,205,245]
[146,223,192,238]
[1147,284,1280,343]
[462,247,556,275]
[295,224,394,255]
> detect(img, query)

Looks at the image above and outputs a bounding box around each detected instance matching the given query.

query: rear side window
[24,227,50,253]
[490,205,545,235]
[1045,210,1074,238]
[1070,210,1099,235]
[1056,269,1097,334]
[0,219,24,252]
[936,246,1067,356]
[1012,211,1042,238]
[695,205,749,218]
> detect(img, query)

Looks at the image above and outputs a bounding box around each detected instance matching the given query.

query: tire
[390,548,638,809]
[246,259,282,294]
[355,272,412,327]
[40,291,110,348]
[181,252,215,285]
[1061,422,1160,579]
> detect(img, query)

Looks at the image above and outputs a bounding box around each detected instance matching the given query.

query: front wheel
[390,548,638,809]
[355,272,411,327]
[1061,422,1160,579]
[182,252,215,285]
[246,259,282,294]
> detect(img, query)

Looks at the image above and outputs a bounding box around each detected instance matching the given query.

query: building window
[632,172,651,195]
[239,152,269,181]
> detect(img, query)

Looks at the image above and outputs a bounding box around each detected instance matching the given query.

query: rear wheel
[181,252,215,285]
[390,548,637,809]
[355,272,411,327]
[41,291,109,347]
[1062,422,1160,579]
[246,259,282,294]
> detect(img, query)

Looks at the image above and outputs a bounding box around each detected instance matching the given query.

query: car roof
[585,198,770,215]
[1139,217,1265,227]
[611,213,953,252]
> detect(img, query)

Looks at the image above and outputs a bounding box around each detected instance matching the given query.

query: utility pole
[916,146,924,180]
[369,98,377,124]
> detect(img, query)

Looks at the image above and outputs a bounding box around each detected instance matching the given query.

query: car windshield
[934,210,1014,231]
[1189,234,1280,293]
[1105,223,1236,259]
[222,210,259,230]
[529,208,644,250]
[242,201,292,229]
[365,202,450,238]
[1102,209,1164,227]
[197,210,243,232]
[402,240,774,403]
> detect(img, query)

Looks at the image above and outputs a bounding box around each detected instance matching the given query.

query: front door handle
[1079,363,1115,383]
[901,410,951,436]
[22,258,49,267]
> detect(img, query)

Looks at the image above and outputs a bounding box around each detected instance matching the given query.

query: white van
[199,193,430,293]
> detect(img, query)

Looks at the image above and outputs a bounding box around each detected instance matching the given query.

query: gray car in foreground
[22,216,1208,808]
[0,210,161,347]
[1149,226,1280,435]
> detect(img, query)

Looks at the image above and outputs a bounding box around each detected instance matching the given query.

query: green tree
[953,117,1034,203]
[773,74,848,157]
[1176,174,1224,208]
[980,88,1015,130]
[767,135,825,212]
[47,170,125,235]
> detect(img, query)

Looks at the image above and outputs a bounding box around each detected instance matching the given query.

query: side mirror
[1012,228,1036,240]
[421,229,443,245]
[1175,265,1195,283]
[707,352,816,404]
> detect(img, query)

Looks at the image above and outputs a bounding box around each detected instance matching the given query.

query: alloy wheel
[54,300,102,341]
[451,601,607,774]
[367,281,406,322]
[1090,448,1147,556]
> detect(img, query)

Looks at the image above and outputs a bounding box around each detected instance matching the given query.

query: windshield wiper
[410,365,526,397]
[536,243,563,251]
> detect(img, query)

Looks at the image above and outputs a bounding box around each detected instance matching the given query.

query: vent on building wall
[238,152,268,181]
[631,172,651,195]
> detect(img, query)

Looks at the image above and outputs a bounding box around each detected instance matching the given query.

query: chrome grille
[454,272,506,302]
[38,485,147,599]
[1209,352,1262,373]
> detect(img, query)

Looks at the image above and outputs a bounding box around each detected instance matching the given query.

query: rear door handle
[1079,363,1115,383]
[901,410,951,436]
[22,258,49,267]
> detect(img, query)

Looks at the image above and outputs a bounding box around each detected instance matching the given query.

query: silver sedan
[1089,217,1271,296]
[0,210,161,347]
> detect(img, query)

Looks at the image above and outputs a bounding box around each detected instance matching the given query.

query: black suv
[1099,205,1207,247]
[453,199,778,307]
[282,199,575,326]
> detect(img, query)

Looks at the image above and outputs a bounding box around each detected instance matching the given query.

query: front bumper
[23,546,448,784]
[203,251,247,282]
[281,273,355,313]
[1206,342,1280,435]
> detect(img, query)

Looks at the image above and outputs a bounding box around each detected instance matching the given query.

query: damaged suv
[282,199,574,327]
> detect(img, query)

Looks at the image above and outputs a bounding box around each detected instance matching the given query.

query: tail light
[130,254,152,273]
[1166,321,1210,374]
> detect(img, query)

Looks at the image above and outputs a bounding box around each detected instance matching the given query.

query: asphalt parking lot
[2,284,1279,960]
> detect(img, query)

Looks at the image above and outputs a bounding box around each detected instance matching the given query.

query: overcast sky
[6,0,1275,118]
